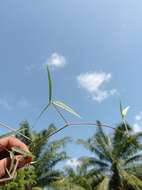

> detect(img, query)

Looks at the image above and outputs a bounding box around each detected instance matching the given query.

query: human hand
[0,136,32,178]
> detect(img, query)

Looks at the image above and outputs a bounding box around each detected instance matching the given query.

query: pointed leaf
[46,66,52,103]
[120,101,130,119]
[120,101,124,119]
[53,100,81,118]
[122,106,130,118]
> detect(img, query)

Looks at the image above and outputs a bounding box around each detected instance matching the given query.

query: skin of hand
[0,136,32,178]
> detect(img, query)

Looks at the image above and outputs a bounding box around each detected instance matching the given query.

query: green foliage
[2,66,142,190]
[74,122,142,190]
[16,121,69,189]
[0,166,36,190]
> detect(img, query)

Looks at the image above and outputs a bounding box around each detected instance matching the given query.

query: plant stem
[69,122,115,130]
[47,122,115,138]
[47,124,69,138]
[52,104,68,124]
[0,122,31,141]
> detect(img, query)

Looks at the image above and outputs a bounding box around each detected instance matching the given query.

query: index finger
[0,136,29,153]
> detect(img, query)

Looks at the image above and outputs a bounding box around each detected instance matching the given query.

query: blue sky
[0,0,142,162]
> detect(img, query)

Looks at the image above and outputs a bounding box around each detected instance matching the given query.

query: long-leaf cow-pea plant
[0,66,129,183]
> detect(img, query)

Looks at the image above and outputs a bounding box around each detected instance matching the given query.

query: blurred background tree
[1,121,69,190]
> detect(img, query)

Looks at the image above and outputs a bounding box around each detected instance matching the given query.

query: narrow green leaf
[33,66,52,127]
[11,147,33,157]
[53,100,81,118]
[120,101,124,119]
[46,66,52,103]
[122,106,130,118]
[120,101,129,133]
[120,101,130,119]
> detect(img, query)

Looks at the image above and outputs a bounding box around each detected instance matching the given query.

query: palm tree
[16,121,70,190]
[76,121,142,190]
[51,166,90,190]
[52,153,104,190]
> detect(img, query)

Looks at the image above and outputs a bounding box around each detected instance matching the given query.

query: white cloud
[135,112,142,121]
[77,71,117,103]
[133,111,142,132]
[44,52,66,68]
[66,158,81,168]
[25,53,66,72]
[133,123,142,133]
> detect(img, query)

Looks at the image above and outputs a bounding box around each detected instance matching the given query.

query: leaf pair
[120,101,130,133]
[120,101,130,119]
[35,66,81,126]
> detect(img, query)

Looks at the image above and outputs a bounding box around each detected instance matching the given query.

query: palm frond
[113,123,141,159]
[79,157,109,169]
[48,137,71,151]
[121,170,142,190]
[96,176,110,190]
[125,154,142,165]
[96,121,111,146]
[77,139,111,162]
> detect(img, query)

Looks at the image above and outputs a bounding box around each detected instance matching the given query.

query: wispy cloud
[0,97,30,111]
[65,158,81,168]
[44,52,66,68]
[77,71,117,103]
[133,111,142,132]
[25,64,36,72]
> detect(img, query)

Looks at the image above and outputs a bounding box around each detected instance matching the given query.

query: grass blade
[120,101,124,119]
[52,100,81,118]
[122,106,130,118]
[119,101,129,133]
[47,66,52,103]
[33,66,52,127]
[120,101,130,119]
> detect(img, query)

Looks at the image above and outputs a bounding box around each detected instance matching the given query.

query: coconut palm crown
[76,121,142,190]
